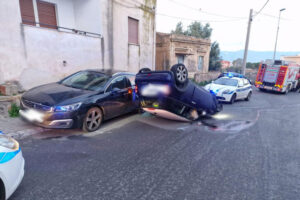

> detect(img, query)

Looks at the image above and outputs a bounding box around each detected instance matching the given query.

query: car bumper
[1,150,25,199]
[19,108,83,129]
[216,94,232,102]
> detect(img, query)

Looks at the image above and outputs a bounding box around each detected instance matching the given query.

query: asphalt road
[11,89,300,200]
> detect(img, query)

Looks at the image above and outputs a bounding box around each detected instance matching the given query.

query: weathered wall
[0,0,27,84]
[155,33,211,74]
[0,0,156,90]
[19,26,102,89]
[0,0,102,90]
[281,55,300,64]
[111,0,156,72]
[73,0,102,34]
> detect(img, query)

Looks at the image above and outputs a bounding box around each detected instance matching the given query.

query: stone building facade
[155,32,211,78]
[0,0,156,90]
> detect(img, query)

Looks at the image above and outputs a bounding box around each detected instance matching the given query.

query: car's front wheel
[245,91,252,101]
[83,107,103,132]
[230,94,236,104]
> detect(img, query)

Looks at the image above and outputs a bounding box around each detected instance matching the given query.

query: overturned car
[135,64,222,121]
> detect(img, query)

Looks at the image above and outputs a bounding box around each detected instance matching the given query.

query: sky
[156,0,300,52]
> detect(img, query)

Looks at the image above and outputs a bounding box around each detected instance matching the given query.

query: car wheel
[245,91,252,101]
[230,94,236,104]
[139,68,151,73]
[259,88,265,92]
[83,107,103,132]
[170,64,189,92]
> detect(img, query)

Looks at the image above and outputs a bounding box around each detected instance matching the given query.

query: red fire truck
[255,60,300,94]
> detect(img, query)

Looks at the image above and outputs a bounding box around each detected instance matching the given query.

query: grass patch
[8,103,20,118]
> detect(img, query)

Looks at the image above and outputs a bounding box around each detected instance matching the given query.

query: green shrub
[8,103,20,118]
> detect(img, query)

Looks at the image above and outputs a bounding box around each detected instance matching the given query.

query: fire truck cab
[255,60,300,94]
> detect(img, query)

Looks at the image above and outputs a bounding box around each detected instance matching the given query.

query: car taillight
[135,85,138,93]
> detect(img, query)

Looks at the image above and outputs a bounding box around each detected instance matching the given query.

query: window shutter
[128,17,139,44]
[37,0,57,29]
[19,0,35,25]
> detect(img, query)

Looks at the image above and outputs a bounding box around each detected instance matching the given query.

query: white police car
[204,75,252,104]
[0,132,24,200]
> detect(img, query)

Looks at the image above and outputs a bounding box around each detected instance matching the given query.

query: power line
[167,0,246,19]
[253,0,270,17]
[157,13,247,23]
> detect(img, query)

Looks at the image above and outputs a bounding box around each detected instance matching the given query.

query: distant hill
[220,50,300,63]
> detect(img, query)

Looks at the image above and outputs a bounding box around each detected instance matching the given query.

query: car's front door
[103,76,128,119]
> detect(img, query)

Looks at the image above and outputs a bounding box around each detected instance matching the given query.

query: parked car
[135,64,222,121]
[204,76,252,104]
[0,133,24,200]
[20,70,139,132]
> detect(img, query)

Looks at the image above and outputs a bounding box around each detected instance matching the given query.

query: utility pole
[273,8,286,61]
[242,9,253,75]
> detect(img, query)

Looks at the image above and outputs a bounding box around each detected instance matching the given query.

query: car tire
[230,94,236,104]
[139,68,151,73]
[82,107,103,132]
[259,88,265,92]
[170,64,189,92]
[245,91,252,101]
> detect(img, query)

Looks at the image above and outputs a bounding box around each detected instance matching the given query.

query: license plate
[20,109,45,123]
[141,84,170,97]
[264,86,272,90]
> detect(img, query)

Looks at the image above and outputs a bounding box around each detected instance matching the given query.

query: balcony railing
[22,20,102,38]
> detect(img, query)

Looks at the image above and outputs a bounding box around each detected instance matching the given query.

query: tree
[209,42,222,71]
[186,22,212,39]
[171,21,212,39]
[171,22,184,35]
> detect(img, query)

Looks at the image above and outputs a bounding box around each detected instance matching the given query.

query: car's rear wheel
[170,64,189,91]
[83,107,103,132]
[245,91,252,101]
[230,94,236,104]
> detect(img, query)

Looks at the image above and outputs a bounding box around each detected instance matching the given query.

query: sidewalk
[0,117,45,139]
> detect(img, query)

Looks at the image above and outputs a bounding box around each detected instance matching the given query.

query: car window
[238,79,244,87]
[108,76,126,91]
[60,71,109,91]
[127,75,136,87]
[243,79,249,85]
[214,78,238,86]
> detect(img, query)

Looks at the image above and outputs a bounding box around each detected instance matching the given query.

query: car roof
[219,76,242,81]
[83,69,136,77]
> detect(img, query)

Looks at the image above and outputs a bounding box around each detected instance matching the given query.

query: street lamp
[273,8,286,61]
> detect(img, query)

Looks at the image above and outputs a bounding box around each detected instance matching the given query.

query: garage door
[37,0,57,29]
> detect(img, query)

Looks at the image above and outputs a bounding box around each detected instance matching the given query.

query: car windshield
[60,71,109,91]
[214,78,238,86]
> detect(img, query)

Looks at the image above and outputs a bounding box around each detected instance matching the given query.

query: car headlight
[54,102,82,112]
[222,89,234,94]
[0,135,19,151]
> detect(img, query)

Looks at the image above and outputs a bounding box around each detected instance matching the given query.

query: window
[177,55,184,64]
[128,17,139,44]
[37,0,57,29]
[60,71,109,91]
[243,79,249,85]
[109,77,126,91]
[19,0,57,29]
[198,56,203,70]
[19,0,35,25]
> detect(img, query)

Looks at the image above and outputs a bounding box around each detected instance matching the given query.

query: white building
[0,0,156,89]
